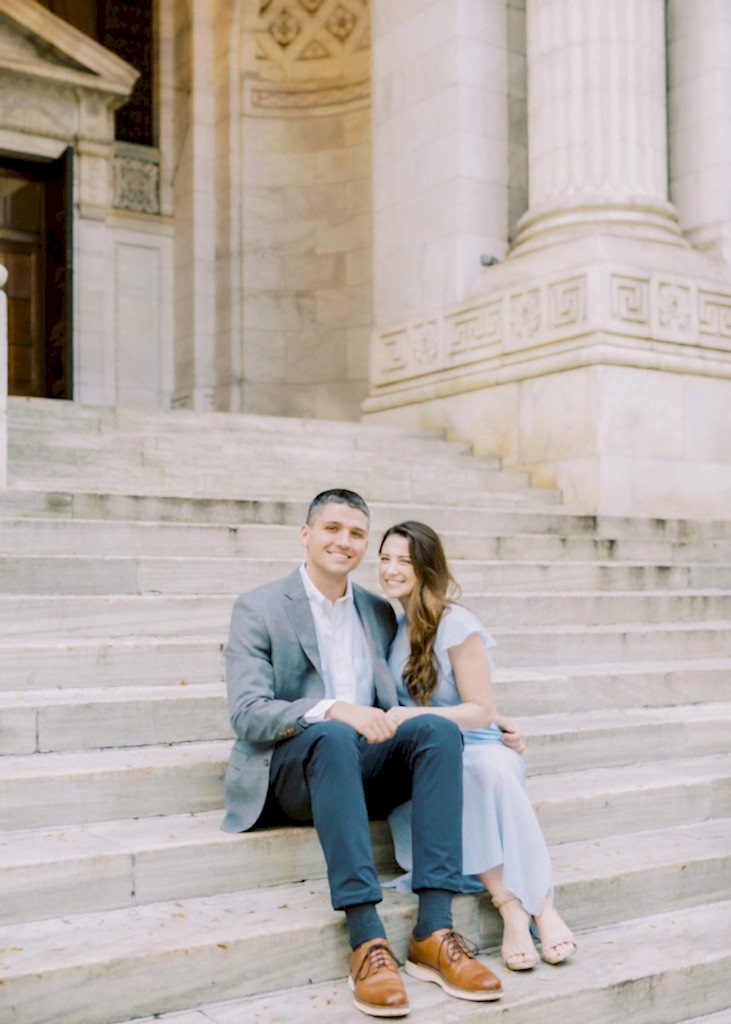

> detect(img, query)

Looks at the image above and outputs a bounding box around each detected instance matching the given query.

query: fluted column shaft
[515,0,679,248]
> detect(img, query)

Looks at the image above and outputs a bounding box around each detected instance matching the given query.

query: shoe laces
[440,930,478,966]
[355,942,402,981]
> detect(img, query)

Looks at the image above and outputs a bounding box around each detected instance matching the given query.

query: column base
[364,237,731,519]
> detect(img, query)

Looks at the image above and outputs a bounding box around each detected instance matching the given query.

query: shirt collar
[299,563,354,609]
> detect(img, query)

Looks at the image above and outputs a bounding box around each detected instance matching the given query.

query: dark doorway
[2,151,72,399]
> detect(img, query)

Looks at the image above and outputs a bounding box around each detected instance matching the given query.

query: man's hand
[385,706,422,728]
[495,713,525,755]
[326,702,398,744]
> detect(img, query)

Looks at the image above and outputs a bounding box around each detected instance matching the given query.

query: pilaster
[371,0,510,325]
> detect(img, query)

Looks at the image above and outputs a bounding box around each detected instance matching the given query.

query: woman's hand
[495,713,525,755]
[385,705,422,728]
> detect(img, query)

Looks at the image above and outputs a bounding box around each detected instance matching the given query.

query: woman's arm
[385,632,495,731]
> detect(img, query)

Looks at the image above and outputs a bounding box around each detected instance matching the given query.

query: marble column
[667,0,731,268]
[514,0,680,250]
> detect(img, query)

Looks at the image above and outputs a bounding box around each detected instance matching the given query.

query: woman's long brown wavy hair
[379,521,460,706]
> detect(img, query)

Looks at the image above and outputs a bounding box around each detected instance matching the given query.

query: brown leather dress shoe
[406,928,502,1001]
[348,938,410,1017]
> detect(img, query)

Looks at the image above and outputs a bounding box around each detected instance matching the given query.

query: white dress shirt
[299,564,375,722]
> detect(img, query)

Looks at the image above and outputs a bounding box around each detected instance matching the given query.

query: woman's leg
[478,865,539,970]
[533,895,576,965]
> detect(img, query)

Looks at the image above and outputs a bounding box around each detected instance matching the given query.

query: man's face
[300,502,369,583]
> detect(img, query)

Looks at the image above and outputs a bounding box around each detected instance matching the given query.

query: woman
[379,521,576,970]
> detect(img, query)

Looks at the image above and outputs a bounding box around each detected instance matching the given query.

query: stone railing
[0,263,7,487]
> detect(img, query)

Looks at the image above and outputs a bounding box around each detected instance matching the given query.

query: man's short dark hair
[306,489,370,525]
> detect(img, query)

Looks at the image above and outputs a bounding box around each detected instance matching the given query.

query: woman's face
[379,533,418,603]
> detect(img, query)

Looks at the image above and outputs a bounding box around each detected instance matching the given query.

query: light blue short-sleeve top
[387,603,502,744]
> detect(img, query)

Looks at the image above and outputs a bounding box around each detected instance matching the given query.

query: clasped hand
[326,702,399,743]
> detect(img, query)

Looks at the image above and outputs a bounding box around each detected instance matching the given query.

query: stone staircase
[0,395,729,1024]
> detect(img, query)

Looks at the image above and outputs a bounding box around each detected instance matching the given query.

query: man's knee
[401,712,462,749]
[306,720,362,770]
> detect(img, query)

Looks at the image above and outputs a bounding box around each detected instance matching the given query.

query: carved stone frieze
[699,291,731,350]
[508,290,541,349]
[611,275,649,325]
[549,277,586,328]
[251,0,370,115]
[370,265,731,392]
[446,302,502,365]
[411,321,440,366]
[113,155,160,215]
[656,282,692,338]
[377,328,408,378]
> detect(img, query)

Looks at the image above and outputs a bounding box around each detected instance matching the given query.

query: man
[223,489,502,1017]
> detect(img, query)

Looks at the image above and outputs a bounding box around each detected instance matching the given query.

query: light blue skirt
[387,738,553,917]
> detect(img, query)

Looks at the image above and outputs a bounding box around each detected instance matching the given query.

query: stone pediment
[0,0,137,100]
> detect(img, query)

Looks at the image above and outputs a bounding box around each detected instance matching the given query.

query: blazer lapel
[283,569,323,678]
[354,587,399,709]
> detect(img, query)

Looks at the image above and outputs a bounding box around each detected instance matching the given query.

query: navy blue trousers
[267,715,464,911]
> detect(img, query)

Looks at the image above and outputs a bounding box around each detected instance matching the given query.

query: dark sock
[345,903,387,950]
[413,889,453,941]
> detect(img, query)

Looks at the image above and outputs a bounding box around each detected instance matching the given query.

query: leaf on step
[172,913,186,918]
[217,943,228,949]
[180,680,188,686]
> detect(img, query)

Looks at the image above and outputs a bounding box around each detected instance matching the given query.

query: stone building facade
[1,0,731,517]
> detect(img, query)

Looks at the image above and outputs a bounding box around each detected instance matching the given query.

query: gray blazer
[221,568,398,832]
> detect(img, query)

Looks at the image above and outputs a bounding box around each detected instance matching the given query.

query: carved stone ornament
[255,0,369,81]
[411,322,440,365]
[549,277,586,329]
[699,292,731,344]
[510,290,541,342]
[113,156,160,215]
[326,4,357,41]
[657,283,692,336]
[611,275,649,324]
[269,6,301,47]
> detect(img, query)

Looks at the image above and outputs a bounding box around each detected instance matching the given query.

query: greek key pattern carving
[698,291,731,348]
[611,275,649,325]
[378,329,408,378]
[371,270,731,389]
[549,277,586,328]
[113,156,160,215]
[445,302,502,365]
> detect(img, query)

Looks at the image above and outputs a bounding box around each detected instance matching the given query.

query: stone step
[2,553,731,595]
[2,677,729,771]
[1,795,727,930]
[493,621,731,664]
[0,736,728,835]
[8,469,560,507]
[1,592,730,640]
[107,901,731,1024]
[495,658,731,714]
[3,488,731,546]
[3,516,731,564]
[7,396,457,453]
[0,878,728,1024]
[0,635,224,690]
[1,617,727,711]
[0,621,728,675]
